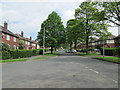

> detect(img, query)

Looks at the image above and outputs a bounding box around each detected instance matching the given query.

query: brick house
[15,32,40,50]
[0,22,19,49]
[0,22,40,50]
[95,35,116,48]
[77,35,116,49]
[114,35,120,47]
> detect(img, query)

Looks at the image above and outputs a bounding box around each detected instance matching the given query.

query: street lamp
[43,23,45,56]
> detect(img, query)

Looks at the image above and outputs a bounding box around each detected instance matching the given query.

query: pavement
[2,52,118,88]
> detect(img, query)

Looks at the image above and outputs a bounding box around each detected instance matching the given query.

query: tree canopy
[37,11,65,54]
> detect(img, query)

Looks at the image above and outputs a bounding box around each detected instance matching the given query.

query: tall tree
[93,1,120,26]
[66,19,85,50]
[37,11,65,54]
[75,1,111,54]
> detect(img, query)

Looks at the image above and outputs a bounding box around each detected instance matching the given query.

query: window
[13,45,16,49]
[14,37,17,42]
[6,35,10,40]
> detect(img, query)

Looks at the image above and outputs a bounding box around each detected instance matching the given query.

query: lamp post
[43,23,45,56]
[102,0,105,57]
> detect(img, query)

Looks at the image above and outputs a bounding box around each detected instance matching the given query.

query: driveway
[2,53,118,88]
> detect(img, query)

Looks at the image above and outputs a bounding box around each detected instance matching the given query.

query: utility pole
[43,23,45,56]
[102,0,105,57]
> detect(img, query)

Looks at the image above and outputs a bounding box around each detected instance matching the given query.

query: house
[15,32,40,50]
[77,35,116,49]
[114,35,120,47]
[0,22,40,50]
[0,22,19,49]
[95,35,116,48]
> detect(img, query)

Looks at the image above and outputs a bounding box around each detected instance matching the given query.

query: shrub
[32,49,39,56]
[2,51,11,60]
[45,49,49,52]
[100,48,117,56]
[2,43,10,51]
[10,50,19,59]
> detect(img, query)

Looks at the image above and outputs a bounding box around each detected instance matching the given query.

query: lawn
[0,58,28,63]
[76,52,100,56]
[32,57,49,60]
[95,56,120,63]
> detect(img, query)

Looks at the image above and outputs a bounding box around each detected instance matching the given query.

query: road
[2,53,118,88]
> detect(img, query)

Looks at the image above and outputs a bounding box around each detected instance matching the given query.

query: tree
[66,19,85,50]
[75,1,111,54]
[93,1,120,26]
[37,11,65,54]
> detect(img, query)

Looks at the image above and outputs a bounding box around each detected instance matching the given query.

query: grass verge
[76,52,100,56]
[0,58,28,63]
[32,57,49,60]
[95,56,120,63]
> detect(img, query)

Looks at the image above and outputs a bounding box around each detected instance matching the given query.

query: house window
[6,35,10,40]
[13,45,16,49]
[14,37,17,42]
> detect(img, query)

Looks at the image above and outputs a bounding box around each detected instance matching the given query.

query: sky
[0,0,119,40]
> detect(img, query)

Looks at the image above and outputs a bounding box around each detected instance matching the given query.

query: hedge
[100,48,120,56]
[2,49,43,60]
[2,51,11,60]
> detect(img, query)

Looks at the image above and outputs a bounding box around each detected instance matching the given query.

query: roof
[0,25,19,38]
[114,35,120,39]
[107,35,116,39]
[15,33,37,44]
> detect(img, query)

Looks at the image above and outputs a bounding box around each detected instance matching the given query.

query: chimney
[30,36,32,40]
[4,22,8,29]
[21,31,24,37]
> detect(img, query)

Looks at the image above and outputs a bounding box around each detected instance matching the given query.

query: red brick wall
[2,33,19,49]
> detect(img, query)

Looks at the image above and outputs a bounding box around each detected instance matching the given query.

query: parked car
[66,50,76,53]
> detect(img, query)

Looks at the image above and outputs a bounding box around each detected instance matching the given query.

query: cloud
[2,0,85,2]
[0,1,118,40]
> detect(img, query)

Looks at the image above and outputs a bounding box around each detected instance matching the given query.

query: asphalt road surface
[2,53,118,88]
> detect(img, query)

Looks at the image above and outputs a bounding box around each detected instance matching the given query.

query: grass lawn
[0,58,28,63]
[32,57,49,60]
[95,56,120,63]
[76,52,100,56]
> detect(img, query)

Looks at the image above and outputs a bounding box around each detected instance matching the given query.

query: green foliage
[2,43,10,51]
[2,51,11,60]
[100,48,119,56]
[2,49,43,60]
[37,11,65,53]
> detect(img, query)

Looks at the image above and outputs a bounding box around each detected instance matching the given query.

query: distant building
[114,35,120,47]
[77,35,116,49]
[0,22,40,50]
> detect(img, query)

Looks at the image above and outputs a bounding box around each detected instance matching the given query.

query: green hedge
[2,51,11,59]
[2,49,43,60]
[100,48,119,56]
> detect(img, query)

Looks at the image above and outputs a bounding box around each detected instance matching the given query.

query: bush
[10,50,19,59]
[100,48,117,56]
[32,49,40,56]
[2,51,11,60]
[45,49,49,52]
[2,49,44,60]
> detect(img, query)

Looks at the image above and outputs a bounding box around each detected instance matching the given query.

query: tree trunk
[74,40,77,49]
[70,42,72,50]
[51,47,53,54]
[86,35,89,54]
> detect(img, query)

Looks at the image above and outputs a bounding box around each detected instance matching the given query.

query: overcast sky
[0,0,119,40]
